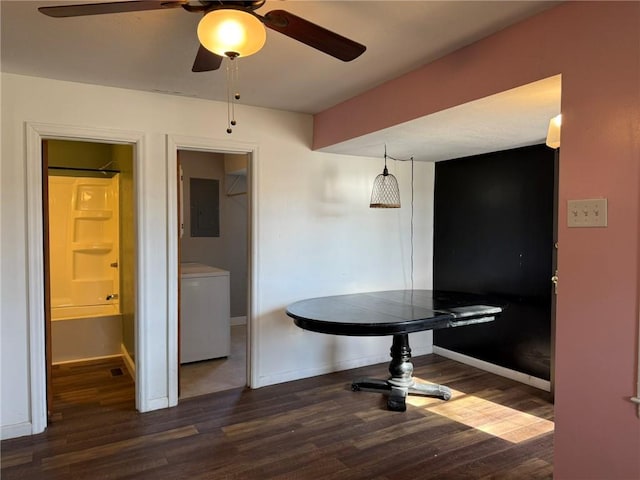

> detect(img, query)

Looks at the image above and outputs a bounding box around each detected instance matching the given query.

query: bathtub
[51,304,123,364]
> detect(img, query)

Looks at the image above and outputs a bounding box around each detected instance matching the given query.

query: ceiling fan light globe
[197,10,266,58]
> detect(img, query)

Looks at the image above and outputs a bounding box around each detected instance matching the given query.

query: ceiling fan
[38,1,367,73]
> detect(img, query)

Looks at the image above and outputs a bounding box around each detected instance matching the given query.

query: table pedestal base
[351,333,452,411]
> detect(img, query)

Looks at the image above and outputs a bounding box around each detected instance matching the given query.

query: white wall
[0,73,434,439]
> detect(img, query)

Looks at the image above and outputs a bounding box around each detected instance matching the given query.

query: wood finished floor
[1,355,554,479]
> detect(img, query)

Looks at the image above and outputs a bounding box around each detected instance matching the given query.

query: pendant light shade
[370,154,401,208]
[197,9,266,58]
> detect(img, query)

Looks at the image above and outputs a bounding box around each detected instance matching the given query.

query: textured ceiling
[0,1,561,159]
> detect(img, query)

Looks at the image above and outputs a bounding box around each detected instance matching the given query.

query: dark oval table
[286,290,504,411]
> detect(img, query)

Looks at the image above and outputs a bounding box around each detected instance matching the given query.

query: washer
[180,263,230,363]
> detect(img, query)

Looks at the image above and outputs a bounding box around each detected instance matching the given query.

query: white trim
[1,422,33,441]
[231,316,247,326]
[52,354,122,366]
[25,122,146,432]
[166,134,259,407]
[25,124,47,435]
[255,340,432,388]
[258,353,393,387]
[433,346,551,392]
[248,140,260,389]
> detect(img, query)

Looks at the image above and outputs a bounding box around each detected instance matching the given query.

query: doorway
[177,149,249,399]
[26,123,151,434]
[43,139,136,418]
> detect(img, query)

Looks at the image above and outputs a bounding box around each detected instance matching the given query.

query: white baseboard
[255,352,392,388]
[255,344,433,389]
[140,397,169,412]
[231,316,247,326]
[1,421,34,440]
[433,346,551,392]
[52,353,122,366]
[121,344,136,378]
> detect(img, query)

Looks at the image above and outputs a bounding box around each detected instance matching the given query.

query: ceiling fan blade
[263,9,365,62]
[192,45,224,72]
[38,1,186,18]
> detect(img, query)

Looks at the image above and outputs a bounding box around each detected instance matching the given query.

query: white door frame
[26,122,146,433]
[166,134,259,406]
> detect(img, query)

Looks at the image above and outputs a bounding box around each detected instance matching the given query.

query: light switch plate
[567,198,607,227]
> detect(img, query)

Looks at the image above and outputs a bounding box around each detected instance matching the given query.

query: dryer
[180,263,230,363]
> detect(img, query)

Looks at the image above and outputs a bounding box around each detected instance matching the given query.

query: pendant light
[370,147,401,208]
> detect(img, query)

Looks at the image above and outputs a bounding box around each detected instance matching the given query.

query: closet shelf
[225,173,247,197]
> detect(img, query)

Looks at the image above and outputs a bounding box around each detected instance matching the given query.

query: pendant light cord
[410,156,414,291]
[384,148,415,291]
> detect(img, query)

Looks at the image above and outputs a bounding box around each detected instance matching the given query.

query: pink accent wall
[314,2,640,479]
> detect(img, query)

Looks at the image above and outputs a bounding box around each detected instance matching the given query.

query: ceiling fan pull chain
[225,58,232,133]
[232,58,240,128]
[225,56,241,134]
[225,58,233,134]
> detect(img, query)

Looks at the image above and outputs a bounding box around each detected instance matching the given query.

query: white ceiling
[0,0,561,161]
